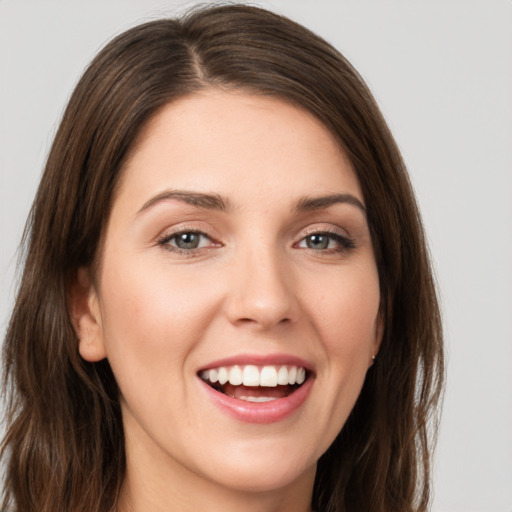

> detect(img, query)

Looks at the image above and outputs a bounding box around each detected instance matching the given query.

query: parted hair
[1,4,444,512]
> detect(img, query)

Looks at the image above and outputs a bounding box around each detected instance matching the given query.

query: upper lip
[197,353,314,374]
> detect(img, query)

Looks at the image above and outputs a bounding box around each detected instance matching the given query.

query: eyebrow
[136,190,231,215]
[294,194,366,215]
[136,189,366,217]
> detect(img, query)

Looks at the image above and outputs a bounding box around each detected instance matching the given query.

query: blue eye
[298,232,355,251]
[304,234,331,250]
[159,231,212,251]
[173,232,203,249]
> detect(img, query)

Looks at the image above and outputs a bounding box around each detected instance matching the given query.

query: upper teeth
[201,365,307,387]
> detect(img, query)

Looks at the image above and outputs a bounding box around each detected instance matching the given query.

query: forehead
[117,89,363,210]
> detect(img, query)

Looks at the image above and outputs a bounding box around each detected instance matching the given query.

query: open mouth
[199,364,310,402]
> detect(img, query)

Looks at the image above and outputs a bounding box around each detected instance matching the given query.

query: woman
[1,4,444,512]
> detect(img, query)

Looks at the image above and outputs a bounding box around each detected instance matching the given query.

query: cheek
[304,260,380,415]
[96,253,222,386]
[308,262,380,349]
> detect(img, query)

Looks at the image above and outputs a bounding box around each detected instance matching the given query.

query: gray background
[1,1,511,510]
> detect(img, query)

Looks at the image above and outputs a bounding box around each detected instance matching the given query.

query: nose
[224,244,298,330]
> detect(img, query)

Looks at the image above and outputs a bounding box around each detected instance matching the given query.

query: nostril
[235,317,290,327]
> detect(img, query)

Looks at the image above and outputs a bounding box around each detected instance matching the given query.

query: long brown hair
[1,5,444,512]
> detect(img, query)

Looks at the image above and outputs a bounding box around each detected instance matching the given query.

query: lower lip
[199,377,314,424]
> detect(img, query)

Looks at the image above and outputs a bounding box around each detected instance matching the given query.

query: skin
[73,90,382,512]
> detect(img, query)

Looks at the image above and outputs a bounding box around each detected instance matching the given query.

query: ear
[69,267,107,362]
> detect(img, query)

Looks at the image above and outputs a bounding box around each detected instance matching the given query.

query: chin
[185,434,319,494]
[203,457,317,494]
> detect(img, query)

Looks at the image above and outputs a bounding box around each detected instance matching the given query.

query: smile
[197,355,315,423]
[200,364,308,402]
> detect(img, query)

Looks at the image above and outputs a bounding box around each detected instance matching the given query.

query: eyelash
[157,230,218,255]
[296,230,356,253]
[157,229,355,256]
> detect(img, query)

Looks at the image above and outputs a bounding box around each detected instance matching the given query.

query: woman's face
[77,90,382,502]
